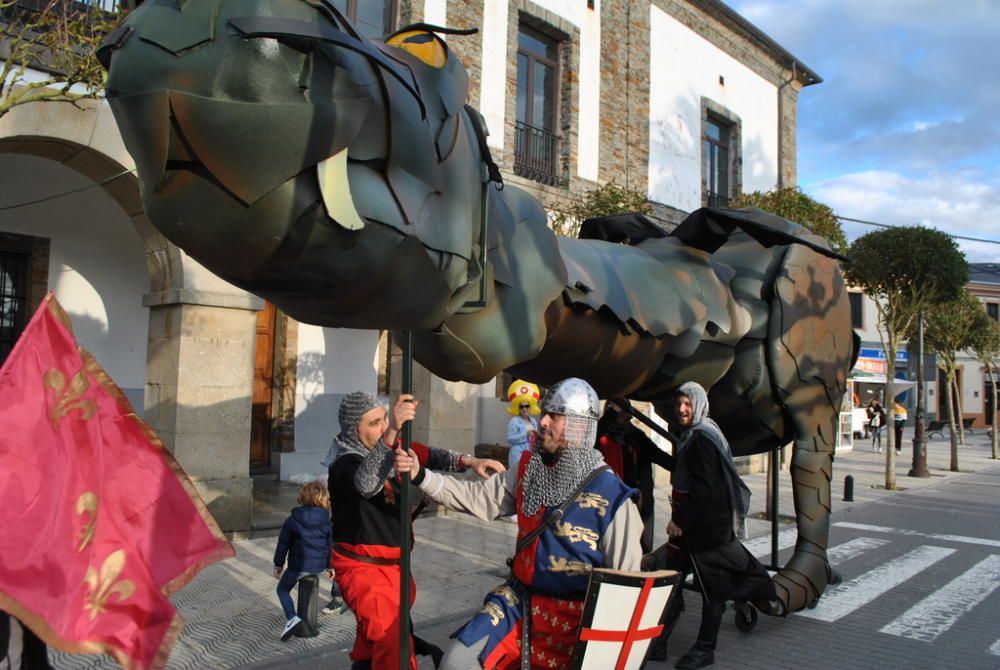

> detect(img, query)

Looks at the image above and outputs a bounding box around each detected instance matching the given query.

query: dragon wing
[671,207,848,261]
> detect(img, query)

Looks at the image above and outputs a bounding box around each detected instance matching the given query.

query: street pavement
[50,430,1000,670]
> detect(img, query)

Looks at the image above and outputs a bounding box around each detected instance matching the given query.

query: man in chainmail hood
[326,392,504,669]
[647,381,779,669]
[395,377,645,670]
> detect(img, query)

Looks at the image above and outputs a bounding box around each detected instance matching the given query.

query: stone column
[143,287,263,532]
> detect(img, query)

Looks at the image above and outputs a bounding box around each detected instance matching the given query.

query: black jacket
[274,505,333,573]
[672,433,737,551]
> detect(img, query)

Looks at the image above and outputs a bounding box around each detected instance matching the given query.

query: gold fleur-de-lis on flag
[75,492,98,552]
[83,550,135,620]
[43,369,97,428]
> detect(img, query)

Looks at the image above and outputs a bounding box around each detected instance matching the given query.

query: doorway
[250,302,276,472]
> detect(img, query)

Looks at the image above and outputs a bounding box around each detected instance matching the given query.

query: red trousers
[332,545,417,670]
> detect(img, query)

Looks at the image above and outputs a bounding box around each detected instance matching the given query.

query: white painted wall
[479,0,509,150]
[0,154,149,411]
[476,378,509,446]
[648,5,779,211]
[423,0,446,30]
[282,323,379,479]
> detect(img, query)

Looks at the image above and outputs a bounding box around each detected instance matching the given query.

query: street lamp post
[909,314,930,477]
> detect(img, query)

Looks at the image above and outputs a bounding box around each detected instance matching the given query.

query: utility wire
[0,167,136,212]
[837,215,1000,246]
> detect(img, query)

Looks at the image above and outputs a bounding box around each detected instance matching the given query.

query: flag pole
[399,330,413,669]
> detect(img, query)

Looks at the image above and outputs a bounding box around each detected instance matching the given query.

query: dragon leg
[763,245,852,614]
[771,428,835,611]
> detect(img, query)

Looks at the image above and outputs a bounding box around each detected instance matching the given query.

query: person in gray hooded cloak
[647,382,779,669]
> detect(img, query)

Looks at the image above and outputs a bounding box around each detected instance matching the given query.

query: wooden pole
[399,330,413,669]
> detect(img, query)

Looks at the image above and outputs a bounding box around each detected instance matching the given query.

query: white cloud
[810,169,1000,262]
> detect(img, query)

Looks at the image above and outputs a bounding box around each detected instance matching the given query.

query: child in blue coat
[273,481,333,640]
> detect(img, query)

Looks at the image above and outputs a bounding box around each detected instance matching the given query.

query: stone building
[0,0,817,530]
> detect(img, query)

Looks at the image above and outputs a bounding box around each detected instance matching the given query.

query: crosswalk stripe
[833,522,1000,548]
[744,528,798,557]
[798,545,956,623]
[880,555,1000,642]
[827,537,890,566]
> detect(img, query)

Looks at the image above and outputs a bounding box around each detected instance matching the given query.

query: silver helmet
[540,377,600,449]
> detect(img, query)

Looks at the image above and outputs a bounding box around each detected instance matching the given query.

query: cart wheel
[734,603,757,632]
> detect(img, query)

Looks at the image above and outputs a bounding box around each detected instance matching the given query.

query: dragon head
[100,0,483,329]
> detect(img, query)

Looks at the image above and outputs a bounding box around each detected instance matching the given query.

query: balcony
[514,121,562,187]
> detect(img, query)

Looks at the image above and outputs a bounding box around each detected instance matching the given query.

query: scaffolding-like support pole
[398,330,413,669]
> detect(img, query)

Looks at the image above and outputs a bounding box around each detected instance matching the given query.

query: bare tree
[923,291,982,472]
[0,0,122,119]
[968,307,1000,459]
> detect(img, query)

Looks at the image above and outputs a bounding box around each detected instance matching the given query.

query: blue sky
[726,0,1000,261]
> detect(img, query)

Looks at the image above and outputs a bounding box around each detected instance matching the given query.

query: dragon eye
[386,30,447,68]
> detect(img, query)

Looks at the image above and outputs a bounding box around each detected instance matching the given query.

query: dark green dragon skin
[100,0,856,613]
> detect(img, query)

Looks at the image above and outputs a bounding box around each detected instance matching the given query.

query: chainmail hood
[328,391,384,463]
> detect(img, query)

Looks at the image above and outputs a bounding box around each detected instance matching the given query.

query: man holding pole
[394,378,645,670]
[328,392,503,670]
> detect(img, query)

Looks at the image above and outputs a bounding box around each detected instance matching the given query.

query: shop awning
[849,373,916,387]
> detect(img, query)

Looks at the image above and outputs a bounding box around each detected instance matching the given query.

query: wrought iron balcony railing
[514,121,562,187]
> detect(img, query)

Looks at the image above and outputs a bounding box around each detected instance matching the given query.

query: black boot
[675,641,714,670]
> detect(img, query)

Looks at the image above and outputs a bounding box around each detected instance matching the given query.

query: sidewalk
[50,431,1000,670]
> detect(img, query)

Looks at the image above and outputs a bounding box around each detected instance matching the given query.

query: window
[703,115,732,207]
[987,302,998,321]
[849,292,864,329]
[331,0,395,39]
[514,25,561,186]
[0,250,29,366]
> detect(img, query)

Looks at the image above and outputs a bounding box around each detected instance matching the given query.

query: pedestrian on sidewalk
[647,382,779,669]
[867,400,886,452]
[893,400,907,454]
[273,481,334,642]
[395,377,645,670]
[595,398,675,553]
[328,391,504,670]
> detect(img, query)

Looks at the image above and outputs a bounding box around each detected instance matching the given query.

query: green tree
[0,0,123,119]
[968,307,1000,460]
[918,291,981,471]
[732,187,848,255]
[550,181,652,238]
[846,226,968,488]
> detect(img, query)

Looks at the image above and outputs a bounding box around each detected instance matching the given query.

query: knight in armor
[394,377,644,670]
[647,382,779,669]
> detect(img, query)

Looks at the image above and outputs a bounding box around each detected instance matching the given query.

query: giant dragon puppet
[98,0,857,615]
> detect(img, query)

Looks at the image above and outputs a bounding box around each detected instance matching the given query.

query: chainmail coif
[520,443,606,517]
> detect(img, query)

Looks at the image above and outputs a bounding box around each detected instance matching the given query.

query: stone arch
[0,98,262,530]
[0,97,182,294]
